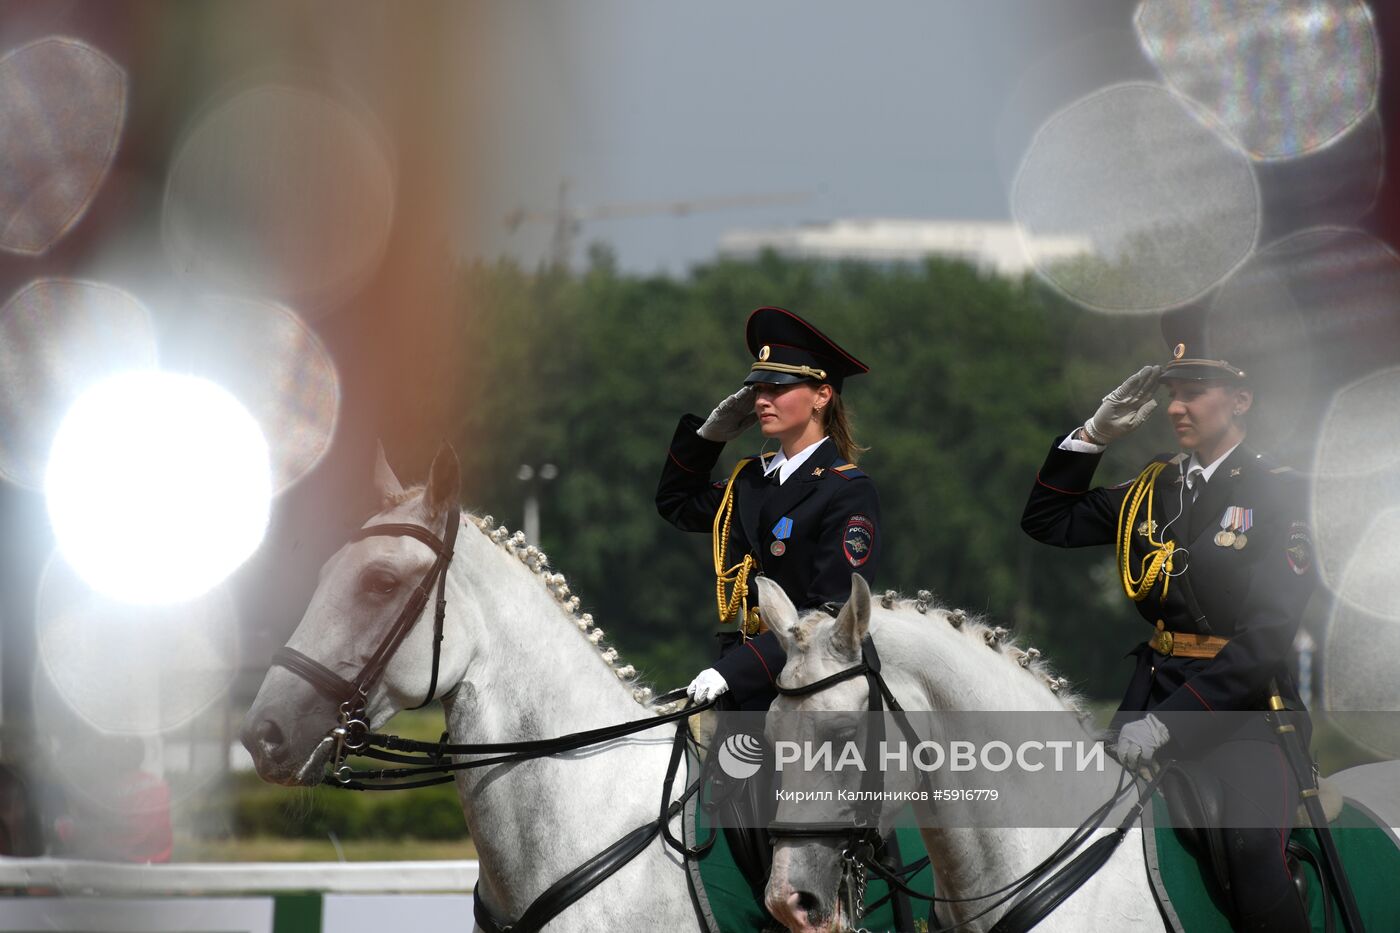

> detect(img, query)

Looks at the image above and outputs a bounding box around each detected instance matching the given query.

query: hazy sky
[468,1,1138,274]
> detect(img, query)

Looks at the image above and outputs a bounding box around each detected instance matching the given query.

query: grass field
[174,834,477,862]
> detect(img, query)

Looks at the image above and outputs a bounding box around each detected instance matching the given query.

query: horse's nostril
[794,889,823,916]
[256,718,285,751]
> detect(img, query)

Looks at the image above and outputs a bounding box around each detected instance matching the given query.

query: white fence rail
[0,859,481,932]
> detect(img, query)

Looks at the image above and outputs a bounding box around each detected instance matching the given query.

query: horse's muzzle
[240,708,333,786]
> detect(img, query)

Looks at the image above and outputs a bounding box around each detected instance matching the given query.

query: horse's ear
[425,442,461,516]
[756,577,798,651]
[830,574,871,660]
[374,440,405,502]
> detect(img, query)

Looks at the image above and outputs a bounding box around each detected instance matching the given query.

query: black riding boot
[1235,883,1310,933]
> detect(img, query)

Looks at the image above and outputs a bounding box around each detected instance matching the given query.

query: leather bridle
[266,531,1154,933]
[271,504,461,782]
[765,634,1164,933]
[769,634,908,844]
[768,635,931,929]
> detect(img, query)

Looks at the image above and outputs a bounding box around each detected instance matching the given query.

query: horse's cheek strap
[407,507,459,710]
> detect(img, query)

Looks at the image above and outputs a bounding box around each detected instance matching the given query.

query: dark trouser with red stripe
[1197,739,1309,933]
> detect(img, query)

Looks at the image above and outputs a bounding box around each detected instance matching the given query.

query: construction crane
[503,178,813,269]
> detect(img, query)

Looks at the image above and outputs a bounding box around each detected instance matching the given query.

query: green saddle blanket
[1143,794,1400,931]
[683,790,936,933]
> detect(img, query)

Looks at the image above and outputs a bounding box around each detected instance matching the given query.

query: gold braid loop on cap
[1117,461,1175,603]
[749,361,828,381]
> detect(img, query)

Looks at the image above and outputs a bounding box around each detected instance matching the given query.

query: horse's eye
[360,569,400,596]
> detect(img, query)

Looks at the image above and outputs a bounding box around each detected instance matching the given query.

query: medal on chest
[1215,506,1252,549]
[770,516,793,557]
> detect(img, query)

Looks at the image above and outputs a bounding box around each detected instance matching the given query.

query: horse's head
[759,574,883,933]
[240,443,476,785]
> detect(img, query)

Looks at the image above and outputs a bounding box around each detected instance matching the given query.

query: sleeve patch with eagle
[843,514,874,567]
[1287,522,1312,576]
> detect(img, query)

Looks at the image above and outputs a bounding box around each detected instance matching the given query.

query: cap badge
[1173,343,1186,360]
[758,345,771,361]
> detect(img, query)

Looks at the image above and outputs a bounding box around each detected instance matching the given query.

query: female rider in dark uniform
[1021,332,1316,932]
[656,306,880,712]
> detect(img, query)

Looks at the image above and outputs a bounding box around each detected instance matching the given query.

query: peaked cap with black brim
[1160,306,1249,383]
[742,306,868,393]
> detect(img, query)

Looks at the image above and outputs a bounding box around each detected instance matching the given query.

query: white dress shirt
[762,436,830,485]
[1184,441,1241,486]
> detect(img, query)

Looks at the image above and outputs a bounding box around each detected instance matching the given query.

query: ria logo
[717,731,766,779]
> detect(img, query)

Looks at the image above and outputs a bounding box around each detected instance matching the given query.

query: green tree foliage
[450,248,1173,699]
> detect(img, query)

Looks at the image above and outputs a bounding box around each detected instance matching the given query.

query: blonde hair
[822,391,867,464]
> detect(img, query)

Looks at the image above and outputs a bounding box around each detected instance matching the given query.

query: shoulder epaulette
[735,453,771,477]
[831,462,867,481]
[1111,454,1178,489]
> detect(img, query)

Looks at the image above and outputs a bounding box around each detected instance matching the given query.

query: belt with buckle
[1150,620,1229,658]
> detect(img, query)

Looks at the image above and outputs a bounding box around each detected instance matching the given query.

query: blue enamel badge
[771,516,793,540]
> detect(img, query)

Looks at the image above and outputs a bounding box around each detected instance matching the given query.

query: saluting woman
[1021,330,1316,933]
[656,306,880,711]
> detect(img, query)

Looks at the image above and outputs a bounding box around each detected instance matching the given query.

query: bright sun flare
[44,371,272,605]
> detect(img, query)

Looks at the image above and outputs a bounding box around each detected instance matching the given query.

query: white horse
[241,445,699,932]
[759,573,1166,933]
[759,573,1400,933]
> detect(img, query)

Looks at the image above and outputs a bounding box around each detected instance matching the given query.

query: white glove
[1114,713,1170,772]
[687,668,730,704]
[1084,365,1161,444]
[697,386,757,442]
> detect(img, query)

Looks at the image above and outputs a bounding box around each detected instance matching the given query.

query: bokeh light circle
[1267,230,1400,382]
[1323,510,1400,756]
[32,557,238,820]
[1255,110,1383,233]
[1313,367,1400,600]
[1135,0,1379,160]
[162,84,396,312]
[0,37,126,254]
[0,278,158,488]
[1204,236,1320,454]
[44,371,272,605]
[1012,83,1259,313]
[35,556,238,736]
[160,295,340,492]
[1316,368,1400,481]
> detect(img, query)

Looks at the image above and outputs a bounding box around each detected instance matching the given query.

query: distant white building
[718,218,1091,277]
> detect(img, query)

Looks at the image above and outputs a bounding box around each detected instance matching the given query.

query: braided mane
[875,588,1086,713]
[390,489,1078,715]
[466,512,656,708]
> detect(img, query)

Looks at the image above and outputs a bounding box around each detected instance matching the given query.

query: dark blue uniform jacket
[1021,438,1315,753]
[657,414,881,709]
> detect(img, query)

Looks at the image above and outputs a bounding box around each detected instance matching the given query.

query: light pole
[517,463,558,543]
